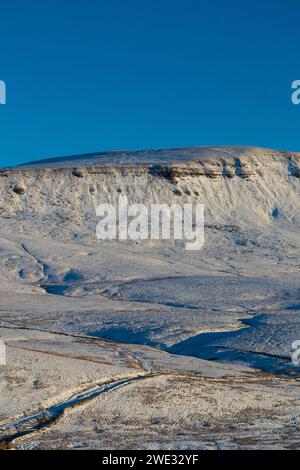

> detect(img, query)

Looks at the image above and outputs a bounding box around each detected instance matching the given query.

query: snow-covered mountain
[0,147,299,449]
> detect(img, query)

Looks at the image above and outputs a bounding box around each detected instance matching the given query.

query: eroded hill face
[0,146,299,246]
[0,146,299,299]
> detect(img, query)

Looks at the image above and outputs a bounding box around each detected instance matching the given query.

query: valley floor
[0,232,299,450]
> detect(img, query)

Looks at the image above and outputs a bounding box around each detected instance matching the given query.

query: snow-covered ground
[0,146,299,449]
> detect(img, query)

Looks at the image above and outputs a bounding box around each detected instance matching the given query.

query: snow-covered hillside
[1,146,299,243]
[0,147,299,449]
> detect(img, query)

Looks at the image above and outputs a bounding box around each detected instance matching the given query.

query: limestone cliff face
[0,146,299,244]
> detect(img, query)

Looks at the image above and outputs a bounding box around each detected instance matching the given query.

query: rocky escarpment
[0,146,299,246]
[2,146,300,181]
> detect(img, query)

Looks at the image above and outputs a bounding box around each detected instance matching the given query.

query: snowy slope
[0,146,299,368]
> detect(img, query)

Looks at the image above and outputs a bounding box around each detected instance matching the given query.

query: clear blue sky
[0,0,300,167]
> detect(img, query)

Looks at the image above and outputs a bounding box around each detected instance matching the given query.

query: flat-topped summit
[14,145,299,170]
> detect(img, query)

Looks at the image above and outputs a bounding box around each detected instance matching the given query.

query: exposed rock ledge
[1,146,300,183]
